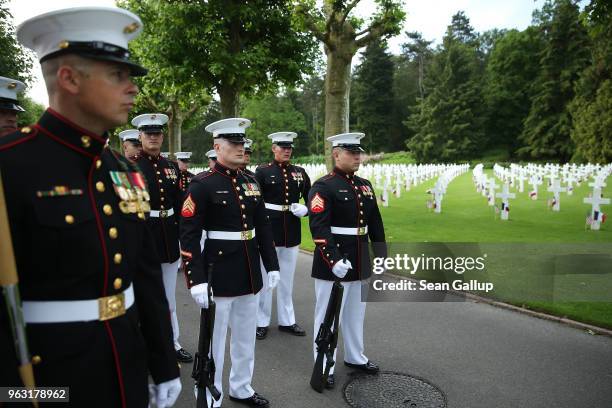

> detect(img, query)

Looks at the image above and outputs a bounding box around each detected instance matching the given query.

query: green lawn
[299,169,612,329]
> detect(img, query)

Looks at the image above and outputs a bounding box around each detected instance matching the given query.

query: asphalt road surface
[171,252,612,408]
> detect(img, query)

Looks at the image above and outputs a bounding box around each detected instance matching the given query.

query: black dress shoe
[325,374,335,389]
[229,392,269,407]
[176,348,193,363]
[344,360,379,374]
[256,327,268,340]
[278,323,306,336]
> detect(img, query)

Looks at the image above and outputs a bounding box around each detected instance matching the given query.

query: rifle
[310,256,346,393]
[0,170,38,407]
[192,263,221,407]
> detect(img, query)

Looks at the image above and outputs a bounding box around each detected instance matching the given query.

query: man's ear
[56,65,84,95]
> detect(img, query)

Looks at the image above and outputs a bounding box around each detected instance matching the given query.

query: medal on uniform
[128,172,151,213]
[242,183,261,196]
[360,185,373,197]
[110,171,132,213]
[36,186,83,198]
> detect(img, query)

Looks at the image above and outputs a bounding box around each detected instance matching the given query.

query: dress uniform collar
[333,167,355,179]
[214,161,239,177]
[274,160,290,168]
[141,150,161,161]
[37,108,107,157]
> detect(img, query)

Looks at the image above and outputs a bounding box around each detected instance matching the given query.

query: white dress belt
[265,203,295,211]
[149,208,175,218]
[23,284,135,324]
[207,229,256,240]
[330,226,368,235]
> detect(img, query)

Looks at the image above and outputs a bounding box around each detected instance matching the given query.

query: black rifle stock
[192,263,221,407]
[310,255,347,392]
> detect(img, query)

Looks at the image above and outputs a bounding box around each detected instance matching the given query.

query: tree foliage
[123,0,317,118]
[0,0,33,83]
[241,93,308,163]
[352,40,395,153]
[569,0,612,162]
[517,0,590,161]
[406,12,484,162]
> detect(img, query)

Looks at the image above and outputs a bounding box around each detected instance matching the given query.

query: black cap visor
[0,98,25,112]
[139,125,164,133]
[41,41,148,77]
[215,133,246,144]
[337,144,365,152]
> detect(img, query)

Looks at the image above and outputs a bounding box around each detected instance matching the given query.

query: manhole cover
[343,371,446,408]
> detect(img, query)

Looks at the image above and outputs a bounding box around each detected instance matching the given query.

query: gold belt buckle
[241,230,253,240]
[358,227,367,235]
[160,210,168,218]
[98,292,126,321]
[282,205,290,211]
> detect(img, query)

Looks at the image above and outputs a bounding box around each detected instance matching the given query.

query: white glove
[190,283,209,309]
[332,259,352,279]
[150,377,181,408]
[268,270,280,289]
[290,203,308,217]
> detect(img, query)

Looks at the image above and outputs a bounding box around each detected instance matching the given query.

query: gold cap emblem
[123,22,140,34]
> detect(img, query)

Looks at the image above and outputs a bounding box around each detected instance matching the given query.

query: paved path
[173,252,612,408]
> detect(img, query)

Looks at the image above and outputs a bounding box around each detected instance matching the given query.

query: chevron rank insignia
[310,192,325,213]
[181,193,196,217]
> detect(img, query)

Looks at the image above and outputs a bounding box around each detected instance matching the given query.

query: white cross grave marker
[496,183,516,221]
[584,187,610,230]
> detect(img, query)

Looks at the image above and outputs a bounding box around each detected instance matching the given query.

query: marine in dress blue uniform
[180,118,279,408]
[255,132,311,339]
[308,132,387,389]
[133,113,193,363]
[0,7,181,407]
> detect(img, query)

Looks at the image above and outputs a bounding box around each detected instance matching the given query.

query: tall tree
[120,0,213,155]
[402,31,433,100]
[127,0,317,118]
[0,0,32,83]
[483,27,544,152]
[406,11,485,162]
[569,0,612,162]
[352,39,395,153]
[296,0,405,169]
[517,0,590,161]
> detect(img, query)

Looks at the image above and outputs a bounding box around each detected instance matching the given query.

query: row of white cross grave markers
[472,162,611,230]
[193,161,610,231]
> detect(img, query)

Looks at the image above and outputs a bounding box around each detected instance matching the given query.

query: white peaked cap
[205,118,251,137]
[327,132,365,152]
[16,7,147,76]
[176,152,192,160]
[118,129,139,141]
[0,77,26,112]
[268,131,297,144]
[206,149,217,159]
[132,113,169,130]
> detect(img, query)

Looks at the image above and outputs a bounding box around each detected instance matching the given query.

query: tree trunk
[165,101,182,158]
[324,48,352,170]
[219,83,239,118]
